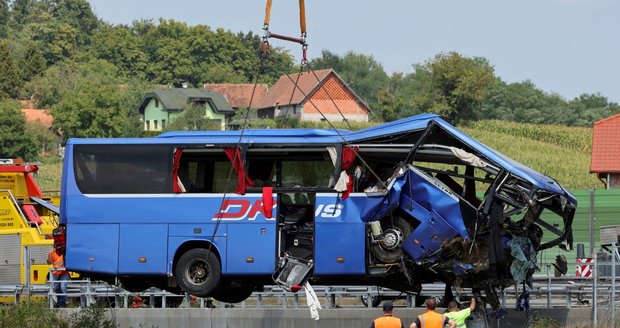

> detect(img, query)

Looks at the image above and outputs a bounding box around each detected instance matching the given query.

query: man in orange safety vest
[410,298,456,328]
[47,228,70,308]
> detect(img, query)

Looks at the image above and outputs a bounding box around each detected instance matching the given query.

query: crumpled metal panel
[362,166,470,262]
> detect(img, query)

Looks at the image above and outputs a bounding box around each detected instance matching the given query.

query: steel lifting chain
[261,0,308,62]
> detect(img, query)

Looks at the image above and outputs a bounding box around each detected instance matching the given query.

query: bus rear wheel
[175,248,221,297]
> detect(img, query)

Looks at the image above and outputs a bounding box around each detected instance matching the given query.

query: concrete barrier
[58,308,593,328]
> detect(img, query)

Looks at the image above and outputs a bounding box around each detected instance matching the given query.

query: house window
[162,119,166,129]
[146,121,150,130]
[154,120,158,130]
[155,99,159,108]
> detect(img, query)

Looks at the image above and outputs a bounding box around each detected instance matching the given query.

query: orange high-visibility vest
[48,250,68,276]
[374,315,403,328]
[417,311,446,328]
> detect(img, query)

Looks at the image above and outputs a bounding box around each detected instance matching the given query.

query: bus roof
[65,113,574,199]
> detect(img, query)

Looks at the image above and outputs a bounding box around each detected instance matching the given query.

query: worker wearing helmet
[47,227,69,308]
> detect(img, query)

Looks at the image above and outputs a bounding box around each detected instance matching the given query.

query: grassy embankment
[32,120,598,191]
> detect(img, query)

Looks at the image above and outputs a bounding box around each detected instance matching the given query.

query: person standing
[410,298,456,328]
[47,227,70,308]
[370,301,405,328]
[445,298,476,328]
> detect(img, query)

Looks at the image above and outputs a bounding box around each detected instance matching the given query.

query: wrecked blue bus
[59,114,575,308]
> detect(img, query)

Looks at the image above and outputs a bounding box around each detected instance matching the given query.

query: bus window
[73,144,171,194]
[246,148,335,190]
[177,149,239,193]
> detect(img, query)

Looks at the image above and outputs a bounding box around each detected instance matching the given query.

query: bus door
[274,192,315,289]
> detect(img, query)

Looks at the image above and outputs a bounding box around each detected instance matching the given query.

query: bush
[0,302,67,328]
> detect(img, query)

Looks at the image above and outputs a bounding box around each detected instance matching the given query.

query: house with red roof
[256,69,371,122]
[203,84,269,110]
[590,113,620,188]
[19,100,63,156]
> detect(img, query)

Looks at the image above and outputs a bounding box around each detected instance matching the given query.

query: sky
[88,0,620,103]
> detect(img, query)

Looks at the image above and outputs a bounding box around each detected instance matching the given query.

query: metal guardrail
[0,274,611,310]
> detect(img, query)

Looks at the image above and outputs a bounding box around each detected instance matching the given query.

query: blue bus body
[60,114,576,307]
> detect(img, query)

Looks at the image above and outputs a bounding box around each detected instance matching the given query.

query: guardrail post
[593,253,598,326]
[48,271,54,309]
[406,294,413,308]
[185,293,191,308]
[547,264,551,309]
[257,294,262,308]
[199,297,205,308]
[329,291,336,309]
[293,293,299,308]
[150,293,155,308]
[612,242,617,327]
[566,287,571,308]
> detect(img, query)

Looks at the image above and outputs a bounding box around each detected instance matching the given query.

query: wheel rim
[186,258,210,286]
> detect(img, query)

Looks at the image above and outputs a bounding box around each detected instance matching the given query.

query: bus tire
[371,214,413,264]
[175,248,221,297]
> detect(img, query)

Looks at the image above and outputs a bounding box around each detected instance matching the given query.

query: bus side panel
[168,235,227,274]
[66,224,119,274]
[226,223,276,274]
[314,194,366,275]
[118,224,168,274]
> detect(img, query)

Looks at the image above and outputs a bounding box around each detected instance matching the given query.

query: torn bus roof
[150,114,575,202]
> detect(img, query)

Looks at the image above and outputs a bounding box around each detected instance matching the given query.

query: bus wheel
[371,215,413,263]
[175,248,221,297]
[212,287,254,304]
[360,294,381,307]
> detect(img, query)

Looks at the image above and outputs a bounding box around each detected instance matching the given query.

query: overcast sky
[88,0,620,103]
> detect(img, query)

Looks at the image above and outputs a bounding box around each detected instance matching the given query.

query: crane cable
[263,0,386,190]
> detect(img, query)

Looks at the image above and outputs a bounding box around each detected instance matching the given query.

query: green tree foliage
[165,103,224,131]
[43,59,146,139]
[18,42,47,83]
[89,25,148,79]
[479,80,620,126]
[10,0,33,27]
[25,121,56,154]
[48,0,99,47]
[0,99,38,160]
[410,52,496,124]
[0,0,8,37]
[0,40,21,98]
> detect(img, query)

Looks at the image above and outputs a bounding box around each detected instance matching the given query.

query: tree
[165,104,223,131]
[49,0,99,47]
[18,42,47,83]
[0,0,8,37]
[47,59,142,138]
[10,0,33,27]
[0,99,38,160]
[0,40,21,98]
[410,52,496,124]
[89,25,148,79]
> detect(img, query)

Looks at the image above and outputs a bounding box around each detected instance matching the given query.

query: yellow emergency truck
[0,159,59,298]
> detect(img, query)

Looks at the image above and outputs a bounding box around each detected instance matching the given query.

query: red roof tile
[257,69,333,109]
[21,108,53,128]
[590,113,620,173]
[203,84,268,109]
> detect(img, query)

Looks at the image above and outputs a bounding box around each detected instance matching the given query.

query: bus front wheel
[175,248,221,297]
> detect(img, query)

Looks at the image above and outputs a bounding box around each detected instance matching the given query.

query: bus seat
[22,204,43,225]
